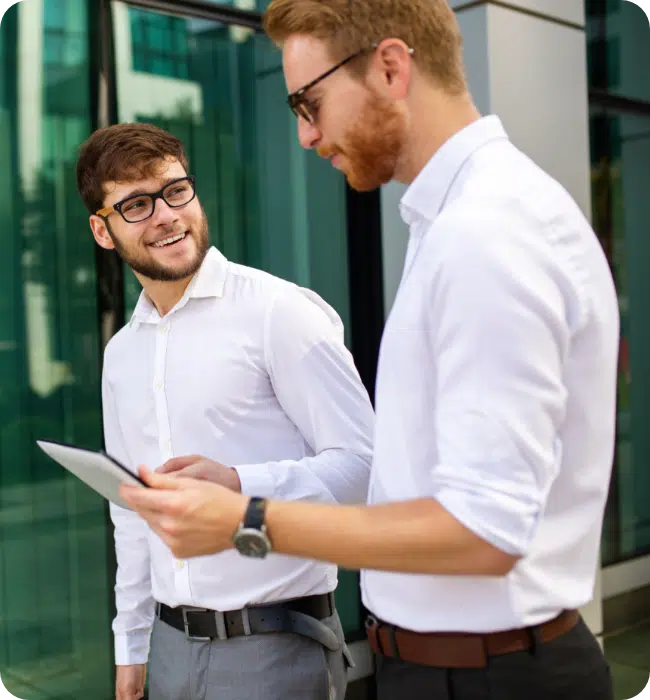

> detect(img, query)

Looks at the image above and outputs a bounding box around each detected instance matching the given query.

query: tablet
[36,439,147,510]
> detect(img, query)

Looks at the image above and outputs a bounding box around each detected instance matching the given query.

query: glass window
[590,106,650,564]
[0,1,113,697]
[586,0,650,103]
[587,1,650,564]
[111,0,361,636]
[130,9,192,80]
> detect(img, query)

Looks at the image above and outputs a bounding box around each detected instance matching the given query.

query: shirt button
[175,561,185,570]
[160,326,170,333]
[155,382,163,390]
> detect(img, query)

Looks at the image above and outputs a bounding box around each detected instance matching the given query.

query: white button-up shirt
[362,116,619,633]
[103,247,374,664]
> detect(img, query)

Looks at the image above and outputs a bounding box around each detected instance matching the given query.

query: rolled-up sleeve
[428,203,578,557]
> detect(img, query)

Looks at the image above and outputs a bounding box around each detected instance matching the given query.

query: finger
[158,455,204,473]
[139,466,186,490]
[120,483,181,513]
[171,463,210,480]
[141,466,215,493]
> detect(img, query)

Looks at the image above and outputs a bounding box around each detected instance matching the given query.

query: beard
[318,93,407,192]
[108,209,210,282]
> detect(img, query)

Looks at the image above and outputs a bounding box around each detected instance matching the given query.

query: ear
[370,39,413,99]
[89,215,116,251]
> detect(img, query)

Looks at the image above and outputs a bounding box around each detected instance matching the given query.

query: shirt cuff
[434,486,539,558]
[233,463,275,498]
[114,631,151,666]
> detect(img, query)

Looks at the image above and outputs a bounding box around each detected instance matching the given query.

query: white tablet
[36,439,146,510]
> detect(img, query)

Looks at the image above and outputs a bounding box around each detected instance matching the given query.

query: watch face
[234,528,271,558]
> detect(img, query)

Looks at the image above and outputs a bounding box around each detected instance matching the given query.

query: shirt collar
[399,115,509,228]
[129,246,228,328]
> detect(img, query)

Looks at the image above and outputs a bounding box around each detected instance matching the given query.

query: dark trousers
[375,617,613,700]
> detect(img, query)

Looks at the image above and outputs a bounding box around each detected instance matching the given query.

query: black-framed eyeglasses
[287,43,415,125]
[287,45,377,125]
[96,175,197,224]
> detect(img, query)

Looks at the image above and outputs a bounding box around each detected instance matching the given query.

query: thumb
[138,466,186,490]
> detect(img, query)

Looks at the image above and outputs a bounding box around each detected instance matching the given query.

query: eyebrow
[119,176,182,202]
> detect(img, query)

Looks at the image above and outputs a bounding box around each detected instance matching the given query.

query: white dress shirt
[103,247,374,664]
[362,116,619,633]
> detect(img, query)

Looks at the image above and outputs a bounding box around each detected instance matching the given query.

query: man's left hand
[120,469,248,558]
[157,455,242,492]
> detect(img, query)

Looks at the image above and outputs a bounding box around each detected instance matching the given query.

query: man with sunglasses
[121,1,619,699]
[76,122,374,700]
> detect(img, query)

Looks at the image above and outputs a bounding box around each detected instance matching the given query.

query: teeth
[152,233,186,248]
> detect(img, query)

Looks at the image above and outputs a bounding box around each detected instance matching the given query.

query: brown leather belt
[366,609,580,669]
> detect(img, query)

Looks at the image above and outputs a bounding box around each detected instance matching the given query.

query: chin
[347,174,392,192]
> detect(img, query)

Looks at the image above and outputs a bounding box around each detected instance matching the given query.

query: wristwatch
[232,497,272,558]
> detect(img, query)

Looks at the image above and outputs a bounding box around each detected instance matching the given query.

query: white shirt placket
[153,321,191,595]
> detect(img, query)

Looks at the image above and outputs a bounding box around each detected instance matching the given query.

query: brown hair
[76,123,189,214]
[263,0,467,94]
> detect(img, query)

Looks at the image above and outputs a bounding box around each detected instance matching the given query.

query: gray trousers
[147,610,350,700]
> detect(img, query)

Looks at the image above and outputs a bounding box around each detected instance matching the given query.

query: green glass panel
[0,1,112,697]
[586,1,650,103]
[589,107,650,564]
[115,5,360,635]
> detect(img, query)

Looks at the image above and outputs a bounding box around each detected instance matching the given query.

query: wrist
[232,497,272,558]
[227,466,242,493]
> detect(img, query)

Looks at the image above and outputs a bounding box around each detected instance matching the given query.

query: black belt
[156,593,339,650]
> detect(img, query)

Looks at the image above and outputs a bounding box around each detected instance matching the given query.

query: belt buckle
[182,608,222,642]
[365,614,379,631]
[364,615,400,659]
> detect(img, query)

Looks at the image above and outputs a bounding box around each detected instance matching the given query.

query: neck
[137,274,195,317]
[396,89,482,185]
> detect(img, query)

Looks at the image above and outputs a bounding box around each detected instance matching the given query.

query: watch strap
[243,497,267,530]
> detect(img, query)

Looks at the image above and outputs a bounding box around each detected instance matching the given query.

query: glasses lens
[297,102,314,124]
[121,195,154,223]
[288,93,314,124]
[163,178,195,207]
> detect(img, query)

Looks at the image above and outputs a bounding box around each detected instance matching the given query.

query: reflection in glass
[590,107,650,564]
[586,0,650,104]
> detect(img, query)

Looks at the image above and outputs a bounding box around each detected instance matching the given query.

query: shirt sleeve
[233,289,374,504]
[103,362,155,665]
[427,202,581,557]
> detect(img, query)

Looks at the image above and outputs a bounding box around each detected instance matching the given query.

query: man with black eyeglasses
[76,122,374,700]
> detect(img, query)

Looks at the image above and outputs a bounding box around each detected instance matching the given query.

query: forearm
[235,449,371,504]
[264,497,518,576]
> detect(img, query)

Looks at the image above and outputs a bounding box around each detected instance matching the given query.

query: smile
[151,232,187,248]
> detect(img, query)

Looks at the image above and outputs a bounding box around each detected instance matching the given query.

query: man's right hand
[116,664,146,700]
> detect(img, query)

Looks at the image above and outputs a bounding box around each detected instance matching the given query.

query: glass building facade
[586,0,650,566]
[0,1,648,698]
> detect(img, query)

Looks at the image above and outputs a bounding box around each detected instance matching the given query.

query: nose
[297,117,321,150]
[150,196,179,226]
